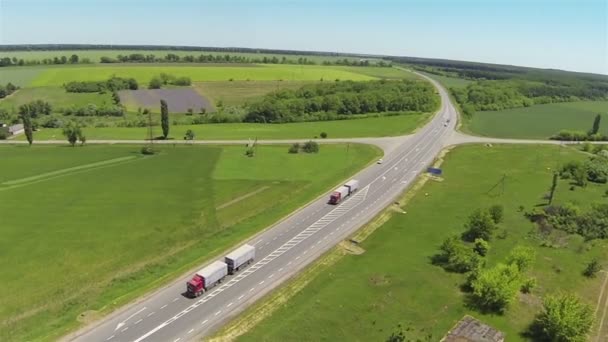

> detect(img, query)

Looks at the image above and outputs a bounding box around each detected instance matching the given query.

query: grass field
[14,113,430,141]
[419,71,472,89]
[0,86,112,111]
[194,80,312,107]
[0,49,379,64]
[335,66,417,79]
[0,143,381,341]
[234,145,608,342]
[22,64,375,87]
[467,101,608,139]
[0,67,44,87]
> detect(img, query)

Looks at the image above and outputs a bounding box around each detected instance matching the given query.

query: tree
[20,110,33,146]
[320,132,328,139]
[302,140,319,153]
[62,121,82,146]
[160,99,169,139]
[434,236,483,273]
[149,77,162,89]
[462,209,497,241]
[471,263,522,313]
[474,238,490,256]
[534,293,594,342]
[288,143,300,154]
[184,129,195,141]
[69,54,79,64]
[488,204,504,224]
[590,114,601,135]
[506,246,536,272]
[583,259,601,278]
[548,172,558,204]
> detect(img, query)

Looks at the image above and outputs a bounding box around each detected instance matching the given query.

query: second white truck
[224,243,256,274]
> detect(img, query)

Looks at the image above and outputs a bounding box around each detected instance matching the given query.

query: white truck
[186,261,228,297]
[225,244,256,274]
[329,179,359,204]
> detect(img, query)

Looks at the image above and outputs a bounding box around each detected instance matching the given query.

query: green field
[235,145,608,342]
[0,143,380,341]
[467,101,608,139]
[14,113,430,141]
[0,86,112,111]
[419,71,472,89]
[17,64,374,87]
[194,80,313,107]
[0,67,44,87]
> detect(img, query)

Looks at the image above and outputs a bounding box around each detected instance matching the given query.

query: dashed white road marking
[259,280,265,285]
[160,304,168,309]
[173,338,181,342]
[121,327,128,332]
[147,312,155,317]
[287,261,292,266]
[172,297,179,302]
[238,295,245,300]
[278,268,283,272]
[249,287,255,292]
[268,274,274,279]
[214,310,222,316]
[188,329,194,334]
[201,319,209,325]
[227,302,233,307]
[106,335,114,341]
[135,319,142,325]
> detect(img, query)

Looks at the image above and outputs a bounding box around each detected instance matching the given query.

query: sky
[0,0,606,74]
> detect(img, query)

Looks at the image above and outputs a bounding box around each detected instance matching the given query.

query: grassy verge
[14,113,430,141]
[466,101,608,139]
[226,144,608,342]
[0,143,381,341]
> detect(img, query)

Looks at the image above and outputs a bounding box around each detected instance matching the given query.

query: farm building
[441,315,505,342]
[8,124,24,136]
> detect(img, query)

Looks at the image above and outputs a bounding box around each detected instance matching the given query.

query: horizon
[0,0,607,75]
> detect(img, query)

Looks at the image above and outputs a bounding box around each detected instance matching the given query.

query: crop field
[15,113,430,141]
[0,143,380,341]
[334,66,417,79]
[194,80,312,107]
[0,67,44,86]
[467,101,608,139]
[118,88,213,113]
[0,49,378,64]
[0,86,113,111]
[22,64,375,87]
[234,145,608,342]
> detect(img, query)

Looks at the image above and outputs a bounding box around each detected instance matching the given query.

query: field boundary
[216,186,270,210]
[594,270,608,342]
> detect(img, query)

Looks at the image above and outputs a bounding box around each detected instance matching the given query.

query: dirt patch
[216,186,271,210]
[77,310,101,324]
[339,240,365,255]
[118,88,213,113]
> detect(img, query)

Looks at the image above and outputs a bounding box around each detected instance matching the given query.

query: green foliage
[160,99,169,139]
[65,76,138,93]
[18,99,52,118]
[148,77,162,89]
[548,172,558,204]
[532,203,608,240]
[140,146,155,155]
[521,277,537,293]
[462,208,497,241]
[62,121,83,146]
[63,104,124,117]
[506,246,536,272]
[591,113,601,135]
[320,132,328,139]
[584,156,608,183]
[288,143,300,154]
[0,82,19,99]
[473,238,490,256]
[471,263,522,313]
[583,259,601,278]
[534,293,594,342]
[488,204,504,223]
[302,140,319,153]
[183,129,195,141]
[20,110,33,145]
[244,79,438,123]
[434,236,483,273]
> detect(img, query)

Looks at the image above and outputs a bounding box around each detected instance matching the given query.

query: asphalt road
[62,71,458,342]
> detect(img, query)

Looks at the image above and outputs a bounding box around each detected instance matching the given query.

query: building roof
[441,316,505,342]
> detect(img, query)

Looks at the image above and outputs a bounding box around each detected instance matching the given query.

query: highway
[67,72,459,342]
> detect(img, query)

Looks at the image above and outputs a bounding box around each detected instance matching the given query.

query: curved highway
[67,72,458,342]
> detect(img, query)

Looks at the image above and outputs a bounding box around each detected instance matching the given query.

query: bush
[583,259,601,278]
[433,236,484,273]
[141,146,155,155]
[462,209,497,242]
[470,263,522,313]
[302,140,319,153]
[320,132,328,139]
[474,238,490,256]
[506,246,536,272]
[148,77,162,89]
[488,204,504,223]
[521,277,537,293]
[533,293,594,342]
[288,143,300,154]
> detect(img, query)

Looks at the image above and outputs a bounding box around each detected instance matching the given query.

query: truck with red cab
[329,179,359,204]
[186,261,228,297]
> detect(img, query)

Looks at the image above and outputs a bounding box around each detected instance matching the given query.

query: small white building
[8,124,24,136]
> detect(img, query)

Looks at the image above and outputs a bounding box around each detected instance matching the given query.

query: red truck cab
[187,275,205,297]
[329,191,342,204]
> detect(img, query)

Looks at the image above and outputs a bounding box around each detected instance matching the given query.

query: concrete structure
[441,315,505,342]
[8,124,24,136]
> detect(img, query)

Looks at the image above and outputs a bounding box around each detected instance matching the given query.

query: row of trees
[244,80,439,123]
[148,74,191,89]
[551,114,607,141]
[0,54,92,67]
[0,82,19,99]
[64,76,138,93]
[528,203,608,240]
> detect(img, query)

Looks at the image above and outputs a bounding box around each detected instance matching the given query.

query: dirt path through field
[216,186,271,210]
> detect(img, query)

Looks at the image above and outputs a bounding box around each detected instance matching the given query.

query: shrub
[433,236,483,273]
[470,263,522,313]
[148,77,162,89]
[506,246,536,272]
[533,293,594,342]
[521,277,537,293]
[583,259,601,278]
[302,140,319,153]
[141,146,155,155]
[462,209,497,242]
[488,204,504,224]
[320,132,328,139]
[474,238,490,256]
[288,143,300,154]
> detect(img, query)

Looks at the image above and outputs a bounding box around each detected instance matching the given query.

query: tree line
[0,82,19,99]
[243,80,439,123]
[148,73,191,89]
[64,76,138,93]
[0,54,91,67]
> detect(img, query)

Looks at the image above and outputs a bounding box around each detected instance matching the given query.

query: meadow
[0,143,381,341]
[0,86,113,111]
[232,145,608,342]
[466,101,608,139]
[194,80,313,107]
[418,71,473,89]
[15,113,430,141]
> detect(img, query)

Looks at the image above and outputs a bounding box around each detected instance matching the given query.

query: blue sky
[1,0,606,74]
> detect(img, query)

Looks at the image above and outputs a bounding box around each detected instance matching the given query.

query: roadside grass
[27,64,376,87]
[194,80,312,107]
[0,143,381,341]
[0,86,112,111]
[0,67,44,86]
[467,101,608,139]
[234,145,608,342]
[15,113,430,141]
